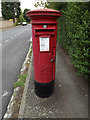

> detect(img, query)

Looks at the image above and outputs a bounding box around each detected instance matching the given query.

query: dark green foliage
[1,2,21,23]
[23,8,31,23]
[47,2,67,10]
[16,10,25,25]
[48,2,90,78]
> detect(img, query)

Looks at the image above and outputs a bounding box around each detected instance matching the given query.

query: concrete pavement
[19,44,88,118]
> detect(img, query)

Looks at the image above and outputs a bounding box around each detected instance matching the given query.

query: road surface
[2,24,32,117]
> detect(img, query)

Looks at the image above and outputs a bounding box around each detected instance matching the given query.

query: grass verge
[14,72,28,88]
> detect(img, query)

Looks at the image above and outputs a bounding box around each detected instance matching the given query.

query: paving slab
[19,45,88,118]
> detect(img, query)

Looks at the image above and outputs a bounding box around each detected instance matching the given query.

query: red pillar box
[26,8,61,98]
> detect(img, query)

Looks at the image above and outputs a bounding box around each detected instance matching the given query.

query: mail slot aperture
[36,29,54,33]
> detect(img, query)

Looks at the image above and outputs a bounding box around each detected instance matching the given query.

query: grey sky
[20,0,36,11]
[20,0,47,11]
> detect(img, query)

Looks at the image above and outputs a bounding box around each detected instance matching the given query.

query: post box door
[37,35,56,84]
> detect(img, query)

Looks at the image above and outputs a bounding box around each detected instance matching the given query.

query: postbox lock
[50,58,55,62]
[43,25,47,29]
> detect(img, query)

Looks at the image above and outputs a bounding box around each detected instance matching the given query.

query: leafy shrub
[57,2,90,78]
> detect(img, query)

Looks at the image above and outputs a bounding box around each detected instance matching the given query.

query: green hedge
[48,2,90,78]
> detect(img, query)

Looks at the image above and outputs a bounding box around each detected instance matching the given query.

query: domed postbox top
[26,8,61,19]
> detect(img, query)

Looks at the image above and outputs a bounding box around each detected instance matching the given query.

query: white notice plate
[40,37,49,52]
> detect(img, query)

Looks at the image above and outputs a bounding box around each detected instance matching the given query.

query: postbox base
[34,80,54,98]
